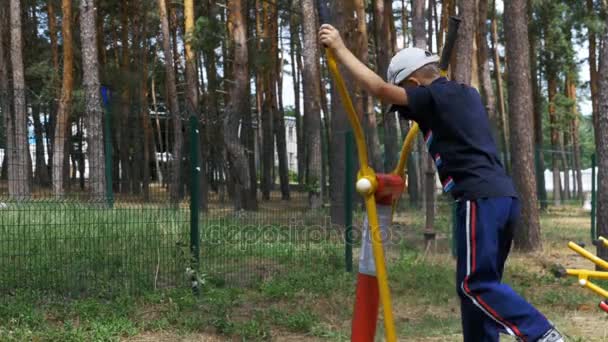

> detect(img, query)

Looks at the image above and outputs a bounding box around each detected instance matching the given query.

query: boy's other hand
[318,24,345,51]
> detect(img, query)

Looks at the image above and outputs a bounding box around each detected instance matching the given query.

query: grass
[1,202,607,341]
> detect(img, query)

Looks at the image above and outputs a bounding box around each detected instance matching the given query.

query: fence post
[591,153,597,241]
[101,86,114,208]
[345,131,354,272]
[189,115,201,294]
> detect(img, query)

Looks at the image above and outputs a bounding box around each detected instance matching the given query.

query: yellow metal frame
[563,239,608,300]
[324,48,451,341]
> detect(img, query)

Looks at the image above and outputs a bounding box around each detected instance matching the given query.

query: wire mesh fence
[0,89,346,295]
[0,88,597,296]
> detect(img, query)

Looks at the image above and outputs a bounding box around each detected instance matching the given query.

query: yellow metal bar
[324,49,396,342]
[325,50,373,177]
[568,242,608,270]
[566,269,608,280]
[364,195,397,342]
[392,123,419,177]
[599,236,608,248]
[578,278,608,299]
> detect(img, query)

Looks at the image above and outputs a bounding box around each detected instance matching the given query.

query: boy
[319,24,564,342]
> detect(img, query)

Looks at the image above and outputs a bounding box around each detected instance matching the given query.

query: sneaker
[536,328,565,342]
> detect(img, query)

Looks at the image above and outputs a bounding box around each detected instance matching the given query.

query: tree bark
[273,18,290,200]
[79,0,107,200]
[477,0,498,128]
[329,1,359,226]
[289,6,305,186]
[158,0,183,204]
[588,0,599,136]
[184,0,209,210]
[8,0,31,198]
[300,0,323,209]
[491,1,510,173]
[528,0,547,209]
[596,12,608,259]
[567,75,583,201]
[52,0,74,197]
[547,75,561,206]
[0,3,13,186]
[374,0,397,172]
[504,0,541,252]
[453,0,475,84]
[32,105,49,186]
[225,0,256,210]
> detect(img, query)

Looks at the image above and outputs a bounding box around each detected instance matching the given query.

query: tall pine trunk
[158,0,183,204]
[477,0,498,131]
[491,1,510,172]
[289,6,305,186]
[300,0,323,209]
[374,0,397,172]
[52,0,74,197]
[596,12,608,260]
[273,18,290,200]
[225,0,256,210]
[547,76,561,206]
[80,0,106,200]
[566,74,583,201]
[504,0,541,252]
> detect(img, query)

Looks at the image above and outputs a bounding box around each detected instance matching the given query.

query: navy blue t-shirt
[394,77,517,200]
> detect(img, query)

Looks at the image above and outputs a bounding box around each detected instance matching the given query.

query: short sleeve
[396,86,433,122]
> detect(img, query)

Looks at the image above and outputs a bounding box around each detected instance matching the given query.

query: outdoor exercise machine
[316,2,461,340]
[554,236,608,314]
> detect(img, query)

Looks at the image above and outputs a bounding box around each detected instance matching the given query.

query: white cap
[386,48,440,85]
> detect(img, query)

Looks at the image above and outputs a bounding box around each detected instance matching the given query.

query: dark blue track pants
[455,197,552,342]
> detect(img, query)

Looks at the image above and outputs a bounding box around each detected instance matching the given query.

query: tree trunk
[567,75,583,201]
[504,0,541,252]
[528,0,547,209]
[477,0,498,129]
[289,7,305,186]
[560,131,570,201]
[596,13,608,259]
[374,0,397,171]
[588,0,599,137]
[273,20,290,200]
[329,1,359,226]
[0,3,12,185]
[79,0,106,200]
[547,75,561,206]
[491,2,510,173]
[52,0,73,196]
[453,0,475,84]
[412,0,426,48]
[32,105,49,186]
[401,0,408,47]
[300,0,323,209]
[184,0,209,210]
[158,0,183,204]
[118,1,133,194]
[8,0,31,198]
[225,0,256,210]
[258,0,274,200]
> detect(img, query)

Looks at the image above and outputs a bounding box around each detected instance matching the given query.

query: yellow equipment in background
[555,237,608,313]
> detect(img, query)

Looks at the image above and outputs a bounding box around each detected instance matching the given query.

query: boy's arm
[319,24,408,107]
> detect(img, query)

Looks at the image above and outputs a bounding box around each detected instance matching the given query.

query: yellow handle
[324,49,396,342]
[568,242,608,270]
[325,50,373,178]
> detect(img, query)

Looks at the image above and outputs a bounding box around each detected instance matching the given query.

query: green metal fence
[0,90,345,296]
